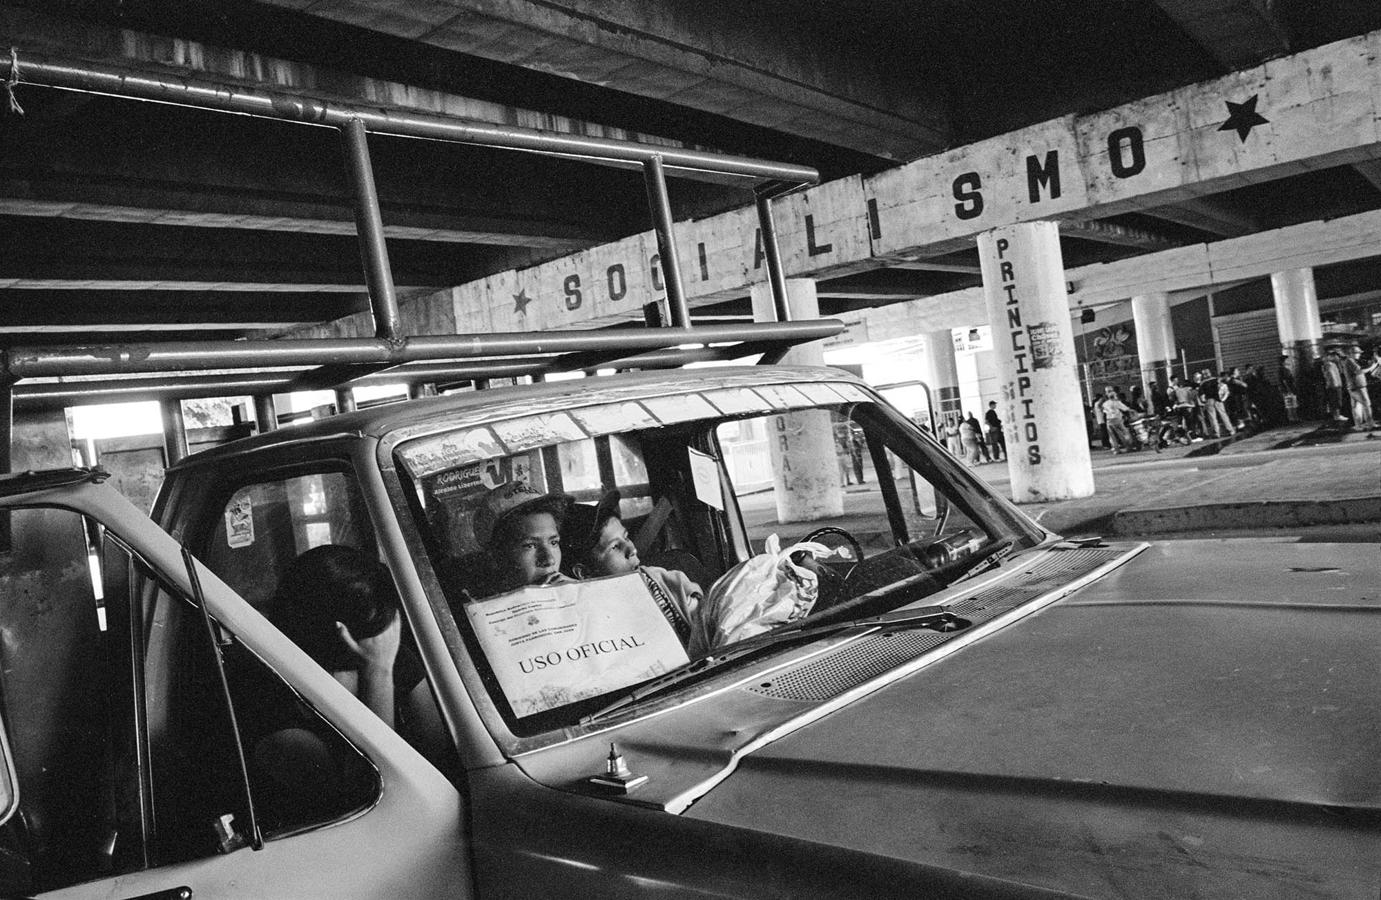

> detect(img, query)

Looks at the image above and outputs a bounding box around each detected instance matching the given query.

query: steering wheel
[800,526,864,569]
[796,526,863,612]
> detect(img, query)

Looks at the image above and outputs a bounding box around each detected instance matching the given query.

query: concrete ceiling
[1,0,1380,349]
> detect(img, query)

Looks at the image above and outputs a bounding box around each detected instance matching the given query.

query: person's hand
[336,613,401,676]
[336,614,400,728]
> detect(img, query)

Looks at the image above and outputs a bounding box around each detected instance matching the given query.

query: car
[1,364,1377,898]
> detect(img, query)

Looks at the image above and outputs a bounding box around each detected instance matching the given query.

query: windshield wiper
[949,538,1017,584]
[579,605,951,725]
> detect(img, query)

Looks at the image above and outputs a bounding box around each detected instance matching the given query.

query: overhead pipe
[5,321,842,379]
[340,118,401,341]
[643,155,690,329]
[2,51,818,186]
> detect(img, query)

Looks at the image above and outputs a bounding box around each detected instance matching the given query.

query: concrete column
[977,222,1094,502]
[1131,291,1175,399]
[750,278,843,523]
[1270,268,1323,377]
[918,330,961,430]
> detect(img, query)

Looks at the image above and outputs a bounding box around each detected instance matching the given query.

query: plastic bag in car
[703,534,831,647]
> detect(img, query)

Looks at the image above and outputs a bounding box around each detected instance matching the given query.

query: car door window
[199,469,372,610]
[0,505,380,895]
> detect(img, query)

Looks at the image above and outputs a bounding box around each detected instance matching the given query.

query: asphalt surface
[969,420,1381,541]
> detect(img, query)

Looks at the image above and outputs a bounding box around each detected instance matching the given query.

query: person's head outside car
[473,481,573,592]
[560,489,638,579]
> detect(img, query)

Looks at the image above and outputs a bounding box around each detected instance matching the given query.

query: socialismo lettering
[532,126,1151,314]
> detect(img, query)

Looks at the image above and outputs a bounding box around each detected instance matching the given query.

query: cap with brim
[473,481,573,549]
[560,489,622,563]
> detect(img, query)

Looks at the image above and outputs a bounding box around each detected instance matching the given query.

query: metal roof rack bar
[4,320,841,380]
[8,327,841,409]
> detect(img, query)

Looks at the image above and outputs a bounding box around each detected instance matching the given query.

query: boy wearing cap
[561,489,707,656]
[470,481,575,596]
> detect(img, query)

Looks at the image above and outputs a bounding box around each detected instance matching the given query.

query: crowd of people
[1086,344,1378,453]
[921,343,1379,463]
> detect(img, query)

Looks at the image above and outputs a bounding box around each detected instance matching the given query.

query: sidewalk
[971,421,1381,539]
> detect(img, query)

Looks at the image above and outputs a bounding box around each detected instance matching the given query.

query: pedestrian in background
[965,412,991,463]
[1101,387,1135,453]
[1340,345,1376,431]
[1092,394,1110,449]
[984,401,1006,461]
[959,414,983,466]
[1320,349,1347,423]
[1197,370,1235,438]
[943,418,962,457]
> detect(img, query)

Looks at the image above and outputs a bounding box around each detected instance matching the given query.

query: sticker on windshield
[830,383,871,403]
[703,388,776,415]
[569,402,660,434]
[463,574,689,716]
[641,393,720,425]
[224,495,254,548]
[400,427,505,476]
[797,382,854,405]
[755,384,816,409]
[688,447,724,511]
[490,412,587,453]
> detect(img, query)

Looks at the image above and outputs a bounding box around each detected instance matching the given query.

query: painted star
[512,287,533,315]
[1217,95,1269,143]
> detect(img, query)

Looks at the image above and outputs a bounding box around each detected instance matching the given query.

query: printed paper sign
[224,495,254,549]
[687,447,724,511]
[463,574,689,716]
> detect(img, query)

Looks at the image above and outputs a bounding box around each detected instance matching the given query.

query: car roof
[168,365,868,471]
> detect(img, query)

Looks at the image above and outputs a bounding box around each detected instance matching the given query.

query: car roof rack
[0,50,838,412]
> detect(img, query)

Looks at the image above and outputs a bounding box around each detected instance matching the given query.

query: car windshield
[395,378,1044,737]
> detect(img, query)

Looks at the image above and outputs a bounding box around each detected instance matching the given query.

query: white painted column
[918,329,961,429]
[1270,268,1323,377]
[1131,291,1175,399]
[977,223,1094,502]
[751,279,843,522]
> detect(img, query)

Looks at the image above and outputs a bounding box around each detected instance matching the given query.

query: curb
[1111,496,1381,536]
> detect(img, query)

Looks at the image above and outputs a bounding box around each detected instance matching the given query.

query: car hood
[682,539,1381,899]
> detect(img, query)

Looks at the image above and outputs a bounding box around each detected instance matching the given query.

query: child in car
[560,489,707,656]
